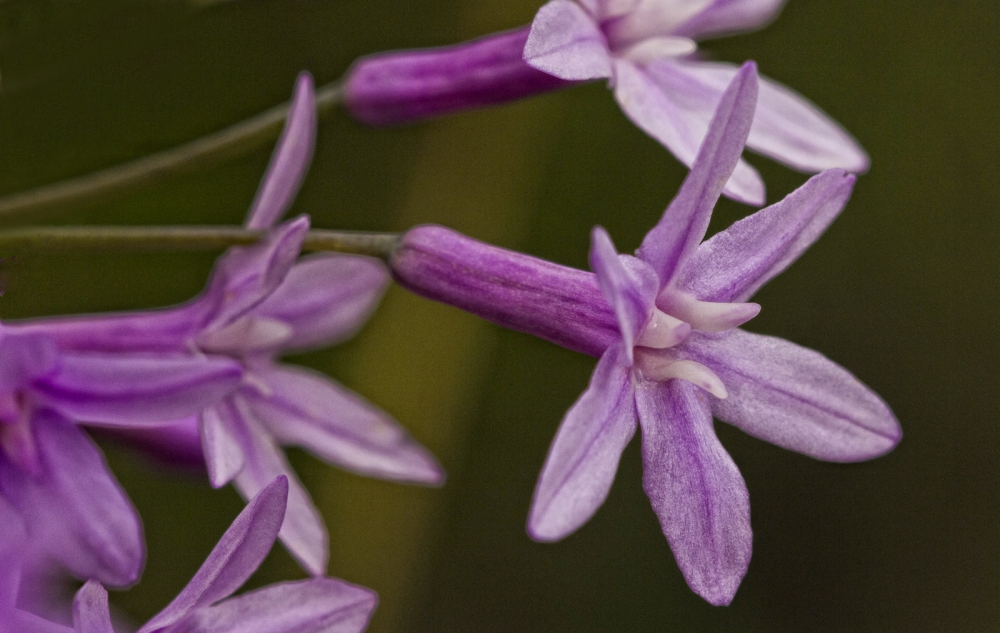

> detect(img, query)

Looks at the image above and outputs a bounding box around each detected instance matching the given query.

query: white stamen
[636,309,690,349]
[635,353,728,399]
[197,316,294,355]
[658,290,760,333]
[621,36,697,63]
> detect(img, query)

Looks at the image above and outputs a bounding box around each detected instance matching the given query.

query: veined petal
[201,404,246,489]
[673,0,786,40]
[589,227,660,363]
[603,0,713,47]
[613,59,763,208]
[245,74,317,230]
[0,332,57,393]
[173,579,377,633]
[229,401,328,577]
[248,365,443,485]
[528,345,638,542]
[72,581,115,633]
[250,254,390,352]
[678,169,856,303]
[682,330,901,461]
[139,477,289,633]
[200,217,310,329]
[525,0,614,81]
[635,379,751,606]
[631,60,761,286]
[656,60,868,173]
[34,353,242,427]
[0,414,143,587]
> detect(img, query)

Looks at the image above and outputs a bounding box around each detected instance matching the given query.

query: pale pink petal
[71,581,115,633]
[674,0,786,40]
[139,477,288,633]
[681,330,901,462]
[248,365,443,485]
[635,378,751,606]
[245,73,318,230]
[678,169,855,303]
[613,59,763,207]
[200,405,246,488]
[250,254,390,351]
[524,0,614,80]
[634,60,760,284]
[175,579,377,633]
[528,345,638,542]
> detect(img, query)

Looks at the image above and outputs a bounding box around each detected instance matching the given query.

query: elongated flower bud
[344,27,575,125]
[390,225,617,357]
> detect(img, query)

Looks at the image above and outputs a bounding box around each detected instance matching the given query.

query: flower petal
[245,73,317,230]
[72,581,114,633]
[139,476,289,633]
[650,59,869,173]
[632,60,760,285]
[528,345,638,542]
[678,169,855,303]
[524,0,614,80]
[249,254,390,351]
[682,330,901,461]
[229,400,328,577]
[673,0,786,40]
[0,497,26,618]
[34,353,242,427]
[589,227,661,363]
[603,0,713,46]
[247,365,444,485]
[0,413,144,587]
[613,58,764,208]
[172,579,377,633]
[0,332,57,393]
[201,405,246,489]
[635,378,751,606]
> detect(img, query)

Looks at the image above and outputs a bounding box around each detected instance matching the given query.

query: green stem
[0,225,401,260]
[0,81,344,219]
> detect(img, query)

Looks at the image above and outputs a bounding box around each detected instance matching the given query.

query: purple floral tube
[344,27,574,125]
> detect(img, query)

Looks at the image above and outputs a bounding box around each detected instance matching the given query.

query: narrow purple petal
[677,169,855,303]
[248,364,444,485]
[174,579,377,633]
[635,60,760,285]
[612,59,764,207]
[71,581,114,633]
[250,254,390,352]
[0,498,25,621]
[681,330,901,461]
[200,217,310,330]
[11,612,75,633]
[34,353,242,427]
[673,0,786,39]
[589,227,659,364]
[528,345,638,542]
[139,476,288,633]
[524,0,614,80]
[245,74,317,230]
[228,400,328,577]
[0,332,57,393]
[636,378,751,605]
[201,405,246,489]
[662,60,868,173]
[0,414,144,587]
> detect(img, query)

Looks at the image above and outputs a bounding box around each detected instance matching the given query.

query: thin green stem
[0,81,344,219]
[0,225,401,260]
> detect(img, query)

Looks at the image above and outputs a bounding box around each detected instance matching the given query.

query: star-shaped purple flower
[390,62,899,605]
[2,476,378,633]
[12,73,444,578]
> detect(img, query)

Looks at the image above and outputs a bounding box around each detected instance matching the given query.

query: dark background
[1,0,997,630]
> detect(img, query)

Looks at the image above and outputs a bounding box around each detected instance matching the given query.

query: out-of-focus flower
[12,73,444,577]
[345,0,866,204]
[390,63,899,604]
[3,477,378,633]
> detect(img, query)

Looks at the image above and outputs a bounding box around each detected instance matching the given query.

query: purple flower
[0,328,241,601]
[390,62,899,604]
[12,73,444,578]
[3,477,378,633]
[344,0,866,205]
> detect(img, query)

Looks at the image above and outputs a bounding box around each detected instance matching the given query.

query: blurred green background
[1,0,998,630]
